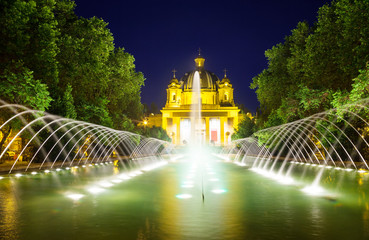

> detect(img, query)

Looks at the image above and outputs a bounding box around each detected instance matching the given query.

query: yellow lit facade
[160,55,240,145]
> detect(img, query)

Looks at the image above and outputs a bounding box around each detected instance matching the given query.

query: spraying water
[191,71,202,145]
[191,71,205,201]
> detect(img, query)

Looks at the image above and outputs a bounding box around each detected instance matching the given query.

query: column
[175,117,180,145]
[162,115,167,130]
[220,117,225,145]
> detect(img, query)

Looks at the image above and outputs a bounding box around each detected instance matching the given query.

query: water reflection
[2,160,369,239]
[0,179,19,240]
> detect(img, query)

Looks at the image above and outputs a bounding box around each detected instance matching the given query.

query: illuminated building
[160,54,240,145]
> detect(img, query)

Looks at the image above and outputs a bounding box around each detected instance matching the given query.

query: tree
[0,63,52,157]
[0,0,59,92]
[106,48,145,125]
[141,126,171,142]
[251,0,369,128]
[0,0,146,136]
[54,14,114,124]
[250,41,292,117]
[0,64,52,111]
[54,4,145,127]
[232,117,256,140]
[62,84,77,119]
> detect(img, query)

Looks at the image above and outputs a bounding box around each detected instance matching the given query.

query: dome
[181,70,219,90]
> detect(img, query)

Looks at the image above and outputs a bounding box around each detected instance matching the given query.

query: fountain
[224,99,369,197]
[2,99,369,239]
[0,100,174,175]
[191,71,203,145]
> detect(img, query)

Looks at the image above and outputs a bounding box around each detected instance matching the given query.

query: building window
[224,93,228,101]
[172,93,176,102]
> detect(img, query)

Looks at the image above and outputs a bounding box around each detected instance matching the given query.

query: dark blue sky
[75,0,331,112]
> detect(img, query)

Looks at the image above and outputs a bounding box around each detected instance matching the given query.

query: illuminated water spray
[190,71,206,201]
[191,71,202,145]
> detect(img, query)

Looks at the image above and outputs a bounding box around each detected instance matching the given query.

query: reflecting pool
[1,157,369,240]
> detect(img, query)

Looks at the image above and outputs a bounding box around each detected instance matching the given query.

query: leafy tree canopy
[251,0,369,128]
[0,0,145,131]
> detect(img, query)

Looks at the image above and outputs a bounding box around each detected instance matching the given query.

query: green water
[1,158,369,240]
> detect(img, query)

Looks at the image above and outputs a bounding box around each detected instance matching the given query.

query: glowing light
[111,179,123,183]
[89,164,93,167]
[235,162,246,166]
[312,164,317,166]
[74,166,79,169]
[358,169,367,173]
[142,166,153,171]
[118,174,131,180]
[250,167,259,172]
[31,171,37,175]
[302,185,325,196]
[335,167,342,170]
[209,178,219,182]
[176,194,192,199]
[66,193,84,201]
[15,173,22,178]
[318,165,324,168]
[56,168,61,172]
[345,168,354,172]
[212,189,227,194]
[277,176,294,185]
[181,184,194,188]
[82,165,86,168]
[306,163,311,166]
[44,170,50,173]
[98,181,114,188]
[87,187,105,194]
[0,176,3,180]
[66,167,70,170]
[325,166,333,169]
[252,168,271,177]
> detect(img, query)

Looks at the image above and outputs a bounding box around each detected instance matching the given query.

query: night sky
[74,0,331,113]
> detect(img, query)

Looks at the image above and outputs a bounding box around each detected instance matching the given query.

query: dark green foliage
[0,63,52,111]
[251,0,369,127]
[251,0,369,162]
[0,0,60,91]
[141,126,171,142]
[62,84,77,119]
[232,117,256,140]
[0,0,145,131]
